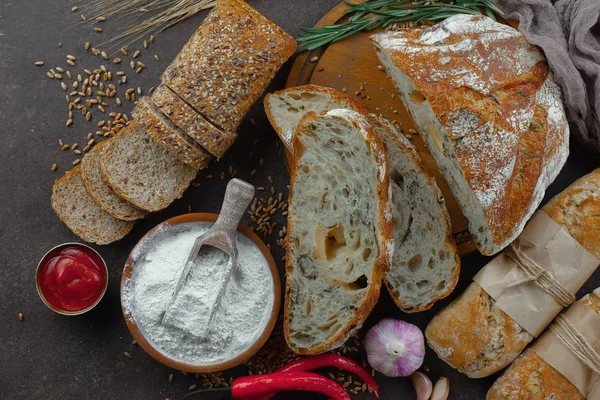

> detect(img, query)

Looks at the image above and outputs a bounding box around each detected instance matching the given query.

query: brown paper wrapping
[532,293,600,399]
[473,211,599,337]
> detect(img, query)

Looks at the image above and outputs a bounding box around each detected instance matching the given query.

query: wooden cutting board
[283,3,518,257]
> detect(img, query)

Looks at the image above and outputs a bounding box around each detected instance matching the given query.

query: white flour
[122,221,274,365]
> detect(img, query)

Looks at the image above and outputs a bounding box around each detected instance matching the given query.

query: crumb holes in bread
[305,299,312,316]
[435,280,446,291]
[301,165,310,174]
[287,106,300,113]
[390,169,405,190]
[362,247,372,261]
[408,254,423,272]
[343,187,350,197]
[349,274,368,290]
[319,318,339,332]
[416,280,430,289]
[409,90,427,104]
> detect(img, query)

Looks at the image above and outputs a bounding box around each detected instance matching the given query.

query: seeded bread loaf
[51,166,135,245]
[162,0,297,133]
[284,109,393,355]
[100,121,197,212]
[151,85,237,159]
[368,115,460,312]
[264,85,370,150]
[425,169,600,378]
[371,14,569,256]
[80,139,146,221]
[132,97,213,170]
[487,288,600,400]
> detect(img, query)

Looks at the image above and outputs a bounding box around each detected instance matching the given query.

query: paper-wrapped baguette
[425,169,600,378]
[487,288,600,400]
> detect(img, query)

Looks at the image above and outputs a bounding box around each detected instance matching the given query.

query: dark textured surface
[1,1,599,399]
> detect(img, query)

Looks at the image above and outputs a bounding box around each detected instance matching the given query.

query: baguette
[284,109,393,354]
[132,97,213,170]
[487,289,600,400]
[100,121,197,212]
[425,168,600,378]
[51,166,135,245]
[151,85,237,160]
[80,139,146,221]
[162,0,297,133]
[371,14,569,256]
[367,115,460,312]
[264,85,370,150]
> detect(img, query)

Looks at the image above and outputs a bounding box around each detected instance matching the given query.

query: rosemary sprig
[297,0,503,51]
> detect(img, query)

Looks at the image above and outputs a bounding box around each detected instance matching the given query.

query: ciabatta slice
[264,85,370,150]
[100,122,197,212]
[368,115,460,312]
[284,109,393,355]
[51,166,135,245]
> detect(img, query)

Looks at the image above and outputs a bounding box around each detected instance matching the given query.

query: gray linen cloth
[493,0,600,151]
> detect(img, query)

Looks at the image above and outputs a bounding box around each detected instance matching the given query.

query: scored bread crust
[371,14,569,256]
[367,115,460,312]
[162,0,297,133]
[425,168,600,378]
[264,84,371,150]
[284,109,394,355]
[487,290,600,400]
[151,85,237,159]
[100,122,197,213]
[132,97,213,170]
[80,139,147,221]
[51,166,135,245]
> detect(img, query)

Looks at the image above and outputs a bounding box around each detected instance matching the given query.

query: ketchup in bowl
[36,243,108,314]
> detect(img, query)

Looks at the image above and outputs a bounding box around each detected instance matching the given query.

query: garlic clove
[430,377,450,400]
[410,371,432,400]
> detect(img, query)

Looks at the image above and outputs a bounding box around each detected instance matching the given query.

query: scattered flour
[122,221,274,365]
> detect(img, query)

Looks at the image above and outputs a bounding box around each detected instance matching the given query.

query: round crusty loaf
[487,289,600,400]
[284,109,393,355]
[371,14,569,256]
[368,115,460,312]
[100,121,197,213]
[264,84,370,150]
[80,139,146,221]
[51,166,135,245]
[425,168,600,378]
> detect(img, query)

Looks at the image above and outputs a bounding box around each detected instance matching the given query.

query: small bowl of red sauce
[36,243,108,315]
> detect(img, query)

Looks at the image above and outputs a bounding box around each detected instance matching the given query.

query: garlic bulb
[364,318,425,377]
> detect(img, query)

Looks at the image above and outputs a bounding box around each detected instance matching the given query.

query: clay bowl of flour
[121,213,281,373]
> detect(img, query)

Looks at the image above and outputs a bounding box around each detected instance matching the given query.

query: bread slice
[161,0,297,133]
[371,14,569,255]
[80,139,146,221]
[367,115,460,312]
[284,109,393,355]
[151,85,237,159]
[132,97,213,170]
[100,121,197,213]
[264,85,370,150]
[51,166,135,245]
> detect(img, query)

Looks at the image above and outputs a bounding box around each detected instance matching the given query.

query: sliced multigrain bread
[367,115,460,312]
[51,166,135,245]
[80,139,147,221]
[161,0,296,133]
[284,109,393,355]
[132,97,213,170]
[264,85,370,150]
[151,85,237,160]
[371,14,569,256]
[100,121,197,213]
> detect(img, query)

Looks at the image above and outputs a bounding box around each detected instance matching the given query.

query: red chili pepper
[231,372,351,400]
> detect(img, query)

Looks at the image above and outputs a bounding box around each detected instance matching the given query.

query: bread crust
[162,0,297,133]
[80,139,147,221]
[51,166,135,245]
[151,85,237,159]
[371,15,569,255]
[426,168,600,378]
[283,110,393,355]
[133,98,213,170]
[264,84,371,150]
[367,114,460,313]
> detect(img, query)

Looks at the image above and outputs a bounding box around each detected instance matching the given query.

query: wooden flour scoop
[161,178,255,339]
